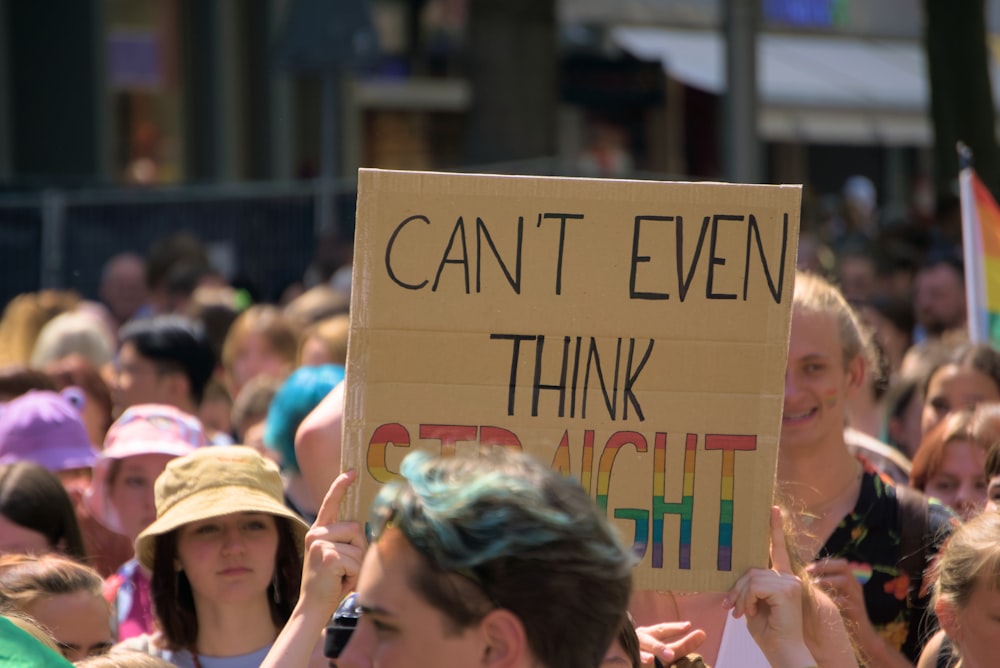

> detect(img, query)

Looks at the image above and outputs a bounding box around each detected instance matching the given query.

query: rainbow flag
[959,165,1000,344]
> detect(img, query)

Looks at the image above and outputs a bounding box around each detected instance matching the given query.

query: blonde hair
[30,311,115,369]
[793,271,876,370]
[931,511,1000,611]
[283,285,349,331]
[220,305,297,387]
[0,553,105,612]
[0,291,80,366]
[299,313,350,366]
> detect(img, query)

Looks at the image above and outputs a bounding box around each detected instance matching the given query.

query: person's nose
[221,525,247,555]
[954,482,984,518]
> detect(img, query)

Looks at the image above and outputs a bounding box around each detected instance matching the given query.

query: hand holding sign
[723,506,817,668]
[635,621,706,667]
[299,469,368,617]
[262,471,368,668]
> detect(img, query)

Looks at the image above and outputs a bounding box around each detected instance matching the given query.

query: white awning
[611,27,986,145]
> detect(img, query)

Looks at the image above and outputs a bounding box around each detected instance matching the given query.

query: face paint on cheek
[822,390,838,409]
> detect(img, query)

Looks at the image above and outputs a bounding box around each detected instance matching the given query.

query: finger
[768,505,794,574]
[305,521,367,549]
[307,542,367,572]
[663,629,707,660]
[317,551,364,589]
[636,621,693,640]
[638,627,705,665]
[724,571,752,614]
[314,469,357,527]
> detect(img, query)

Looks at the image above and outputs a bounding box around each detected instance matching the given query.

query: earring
[272,574,281,604]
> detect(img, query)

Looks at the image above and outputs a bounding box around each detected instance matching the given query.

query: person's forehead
[919,263,962,286]
[28,591,110,634]
[790,310,841,352]
[931,365,998,391]
[937,440,985,466]
[357,527,423,608]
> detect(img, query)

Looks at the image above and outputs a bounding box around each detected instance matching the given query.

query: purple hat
[0,389,98,472]
[85,404,206,534]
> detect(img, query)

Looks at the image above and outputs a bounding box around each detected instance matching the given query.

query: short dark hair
[371,451,633,668]
[119,316,216,406]
[617,615,642,668]
[0,365,57,400]
[0,462,86,561]
[919,246,964,281]
[149,516,301,650]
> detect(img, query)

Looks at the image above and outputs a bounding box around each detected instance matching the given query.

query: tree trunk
[465,0,557,167]
[924,0,1000,203]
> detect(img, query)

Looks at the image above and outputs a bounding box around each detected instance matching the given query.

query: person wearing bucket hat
[0,389,134,577]
[0,389,98,483]
[86,404,207,641]
[122,446,307,668]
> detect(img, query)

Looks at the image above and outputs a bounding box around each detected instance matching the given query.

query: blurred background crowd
[3,1,1000,666]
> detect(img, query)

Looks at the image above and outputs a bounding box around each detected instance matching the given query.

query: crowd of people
[0,190,997,668]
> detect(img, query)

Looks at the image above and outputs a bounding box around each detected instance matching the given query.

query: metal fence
[0,179,360,308]
[0,161,684,309]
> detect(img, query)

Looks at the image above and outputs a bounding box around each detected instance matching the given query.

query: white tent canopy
[612,26,1000,145]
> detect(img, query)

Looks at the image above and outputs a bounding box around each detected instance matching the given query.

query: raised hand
[299,469,368,617]
[805,557,868,626]
[723,506,817,668]
[263,471,369,668]
[635,621,706,667]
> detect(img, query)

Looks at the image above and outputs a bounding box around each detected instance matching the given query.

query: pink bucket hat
[85,404,207,535]
[0,389,97,472]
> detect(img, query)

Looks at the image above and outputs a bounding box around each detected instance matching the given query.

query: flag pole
[958,141,986,343]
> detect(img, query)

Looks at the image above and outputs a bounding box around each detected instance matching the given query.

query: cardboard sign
[344,169,801,592]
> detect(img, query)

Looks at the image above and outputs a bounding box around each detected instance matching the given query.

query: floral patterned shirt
[817,465,956,662]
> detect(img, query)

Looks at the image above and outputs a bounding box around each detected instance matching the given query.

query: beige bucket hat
[135,445,309,570]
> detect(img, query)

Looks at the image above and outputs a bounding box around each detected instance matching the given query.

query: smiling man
[778,271,953,668]
[264,451,633,668]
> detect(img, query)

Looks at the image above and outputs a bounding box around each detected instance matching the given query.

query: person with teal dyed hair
[263,449,633,668]
[263,364,344,522]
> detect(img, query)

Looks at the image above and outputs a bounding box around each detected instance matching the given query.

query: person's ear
[935,598,961,642]
[844,353,866,396]
[478,609,528,667]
